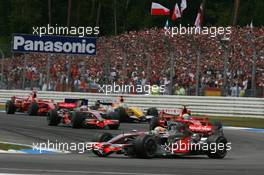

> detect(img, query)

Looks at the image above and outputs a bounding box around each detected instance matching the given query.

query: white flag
[172,3,181,21]
[194,3,203,27]
[181,0,187,13]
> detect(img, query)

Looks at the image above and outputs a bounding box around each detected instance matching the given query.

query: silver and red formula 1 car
[90,122,229,159]
[47,98,120,129]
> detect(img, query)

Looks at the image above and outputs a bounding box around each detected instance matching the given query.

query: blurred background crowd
[1,27,264,97]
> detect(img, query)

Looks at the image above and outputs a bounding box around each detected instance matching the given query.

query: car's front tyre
[28,102,39,116]
[71,112,83,129]
[6,100,16,114]
[47,109,60,126]
[134,135,157,158]
[207,135,228,159]
[108,124,120,130]
[92,133,113,157]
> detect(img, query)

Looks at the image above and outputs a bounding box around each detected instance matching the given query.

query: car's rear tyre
[104,111,120,120]
[124,140,136,158]
[108,124,120,130]
[134,135,157,158]
[149,117,160,131]
[71,112,83,129]
[5,100,16,114]
[47,109,60,126]
[115,107,129,122]
[28,102,39,116]
[92,133,113,142]
[213,121,224,135]
[146,107,158,117]
[213,121,223,130]
[92,133,113,157]
[207,135,228,159]
[90,106,99,110]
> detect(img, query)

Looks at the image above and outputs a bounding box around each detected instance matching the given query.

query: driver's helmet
[182,114,191,120]
[76,100,82,107]
[182,106,188,114]
[80,105,88,111]
[154,126,166,134]
[95,100,100,107]
[119,96,124,103]
[32,88,38,98]
[168,122,186,133]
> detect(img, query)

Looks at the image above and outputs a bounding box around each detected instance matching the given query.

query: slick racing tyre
[5,100,16,114]
[134,135,157,158]
[92,133,113,157]
[207,135,228,159]
[115,107,129,122]
[47,109,60,126]
[92,133,113,142]
[213,121,223,129]
[149,117,160,131]
[124,140,136,158]
[71,112,84,129]
[213,121,224,134]
[146,107,158,117]
[28,102,39,116]
[105,111,120,120]
[108,124,120,130]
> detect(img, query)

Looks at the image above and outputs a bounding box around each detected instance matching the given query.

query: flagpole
[114,0,117,35]
[232,0,240,26]
[193,39,201,96]
[220,37,230,96]
[201,0,206,26]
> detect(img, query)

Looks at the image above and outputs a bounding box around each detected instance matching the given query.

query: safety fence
[0,90,263,118]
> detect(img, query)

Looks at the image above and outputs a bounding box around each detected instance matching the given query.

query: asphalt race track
[0,113,263,175]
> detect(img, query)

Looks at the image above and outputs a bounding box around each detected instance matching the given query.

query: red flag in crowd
[151,2,170,16]
[194,3,204,27]
[171,3,181,21]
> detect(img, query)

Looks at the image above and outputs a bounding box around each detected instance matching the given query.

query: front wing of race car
[91,142,127,156]
[83,119,120,129]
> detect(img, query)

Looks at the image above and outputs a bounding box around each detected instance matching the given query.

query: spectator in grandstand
[2,27,264,97]
[230,83,242,97]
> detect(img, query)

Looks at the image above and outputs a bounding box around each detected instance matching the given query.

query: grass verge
[206,116,264,129]
[0,143,31,151]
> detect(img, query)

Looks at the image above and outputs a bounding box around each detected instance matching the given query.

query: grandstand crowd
[2,27,264,97]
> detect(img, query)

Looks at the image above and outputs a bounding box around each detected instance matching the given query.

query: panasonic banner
[12,34,96,55]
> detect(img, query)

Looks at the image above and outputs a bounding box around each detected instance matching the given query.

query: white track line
[0,168,176,175]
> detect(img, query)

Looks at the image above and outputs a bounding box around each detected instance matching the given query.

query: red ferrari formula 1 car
[90,122,229,159]
[47,98,120,129]
[5,91,55,116]
[149,106,223,134]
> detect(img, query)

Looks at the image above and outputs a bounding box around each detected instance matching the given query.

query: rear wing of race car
[64,98,88,106]
[97,100,113,106]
